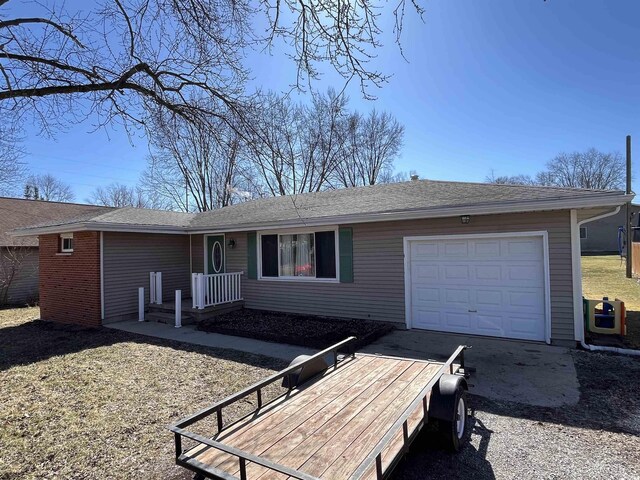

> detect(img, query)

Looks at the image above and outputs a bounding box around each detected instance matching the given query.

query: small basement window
[580,227,587,239]
[60,233,74,252]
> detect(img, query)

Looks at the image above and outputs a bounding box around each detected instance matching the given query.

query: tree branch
[0,17,84,48]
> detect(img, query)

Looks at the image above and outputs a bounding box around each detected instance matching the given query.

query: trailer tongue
[169,337,470,480]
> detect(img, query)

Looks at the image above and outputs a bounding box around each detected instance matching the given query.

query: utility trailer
[170,337,470,480]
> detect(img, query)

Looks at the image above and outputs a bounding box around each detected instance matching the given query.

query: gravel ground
[394,350,640,480]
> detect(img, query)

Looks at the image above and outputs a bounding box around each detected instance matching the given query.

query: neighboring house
[0,197,110,306]
[579,203,640,254]
[11,179,632,347]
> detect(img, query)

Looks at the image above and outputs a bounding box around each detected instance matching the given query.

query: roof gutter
[188,193,635,234]
[10,192,635,237]
[11,222,190,237]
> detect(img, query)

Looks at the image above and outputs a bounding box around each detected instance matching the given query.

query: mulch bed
[197,309,395,351]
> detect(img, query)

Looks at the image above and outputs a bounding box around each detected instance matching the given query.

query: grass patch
[0,307,285,479]
[582,255,640,349]
[197,309,395,351]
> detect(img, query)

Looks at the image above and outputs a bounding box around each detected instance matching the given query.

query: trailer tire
[428,374,468,452]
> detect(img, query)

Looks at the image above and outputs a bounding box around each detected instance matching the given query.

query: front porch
[147,298,244,324]
[147,271,244,324]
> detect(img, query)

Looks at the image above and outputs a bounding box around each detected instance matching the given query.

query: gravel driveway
[394,350,640,480]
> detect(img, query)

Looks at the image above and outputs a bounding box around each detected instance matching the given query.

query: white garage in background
[404,232,551,343]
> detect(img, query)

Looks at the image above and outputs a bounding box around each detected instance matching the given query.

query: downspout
[572,207,640,356]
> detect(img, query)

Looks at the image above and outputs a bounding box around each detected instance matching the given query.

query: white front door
[407,234,547,341]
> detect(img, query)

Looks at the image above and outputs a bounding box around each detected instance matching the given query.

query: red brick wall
[39,232,102,326]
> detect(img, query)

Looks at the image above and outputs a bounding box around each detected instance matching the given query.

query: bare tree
[485,171,537,186]
[86,182,157,208]
[246,90,350,196]
[24,173,75,202]
[0,124,26,196]
[140,88,407,206]
[301,90,351,192]
[486,149,625,190]
[243,93,302,196]
[143,108,254,212]
[333,109,404,187]
[539,149,625,190]
[0,0,423,134]
[378,169,412,184]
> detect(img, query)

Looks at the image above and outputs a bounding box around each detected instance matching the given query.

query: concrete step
[146,311,195,325]
[148,303,192,314]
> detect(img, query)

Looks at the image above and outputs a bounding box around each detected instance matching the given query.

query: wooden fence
[632,243,640,277]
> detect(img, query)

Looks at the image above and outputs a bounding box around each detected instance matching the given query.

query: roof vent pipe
[410,174,419,181]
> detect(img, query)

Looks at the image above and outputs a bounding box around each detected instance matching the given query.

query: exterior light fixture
[227,239,236,249]
[460,215,471,224]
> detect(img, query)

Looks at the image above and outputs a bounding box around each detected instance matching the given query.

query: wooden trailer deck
[170,339,468,480]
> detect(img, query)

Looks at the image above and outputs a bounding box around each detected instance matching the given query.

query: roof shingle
[0,197,112,246]
[7,179,631,236]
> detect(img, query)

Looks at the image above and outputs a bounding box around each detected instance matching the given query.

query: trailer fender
[282,354,329,388]
[428,374,468,422]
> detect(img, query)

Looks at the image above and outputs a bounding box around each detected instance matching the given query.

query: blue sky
[15,0,640,201]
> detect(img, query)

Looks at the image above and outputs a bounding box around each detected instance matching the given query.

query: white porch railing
[150,272,162,304]
[192,272,243,309]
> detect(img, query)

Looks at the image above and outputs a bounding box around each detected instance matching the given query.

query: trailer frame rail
[169,338,468,480]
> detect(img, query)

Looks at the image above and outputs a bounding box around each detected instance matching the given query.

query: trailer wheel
[440,387,467,452]
[427,374,468,452]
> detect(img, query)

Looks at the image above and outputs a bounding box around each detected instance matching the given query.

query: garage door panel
[474,265,502,281]
[473,240,501,257]
[475,289,503,307]
[505,263,543,286]
[444,288,471,305]
[444,242,469,257]
[444,265,470,280]
[411,242,438,258]
[476,314,504,334]
[505,238,541,258]
[408,235,547,342]
[509,314,546,338]
[507,289,544,309]
[413,264,439,281]
[414,286,440,303]
[444,312,472,329]
[412,309,442,329]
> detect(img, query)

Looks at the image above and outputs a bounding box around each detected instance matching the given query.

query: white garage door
[407,234,547,341]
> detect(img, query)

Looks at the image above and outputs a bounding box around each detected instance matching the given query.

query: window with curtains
[260,230,337,280]
[279,234,315,277]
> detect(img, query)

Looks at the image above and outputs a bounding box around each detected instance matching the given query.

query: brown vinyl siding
[103,232,190,322]
[197,210,575,344]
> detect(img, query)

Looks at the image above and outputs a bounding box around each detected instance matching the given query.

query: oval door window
[212,241,223,273]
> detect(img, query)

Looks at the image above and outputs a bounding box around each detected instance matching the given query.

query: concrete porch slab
[105,320,314,362]
[361,329,580,408]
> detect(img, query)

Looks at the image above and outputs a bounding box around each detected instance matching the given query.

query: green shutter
[339,227,353,283]
[247,232,257,279]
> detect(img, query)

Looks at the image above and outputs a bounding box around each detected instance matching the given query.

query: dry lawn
[0,307,285,480]
[581,255,640,310]
[581,255,640,349]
